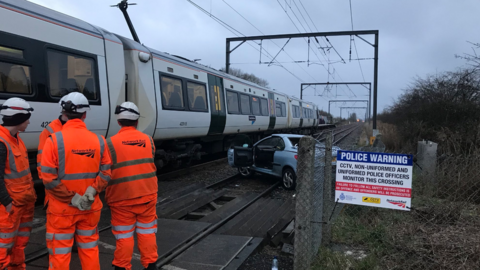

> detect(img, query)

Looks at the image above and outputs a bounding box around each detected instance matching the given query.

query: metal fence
[294,135,480,270]
[294,132,334,270]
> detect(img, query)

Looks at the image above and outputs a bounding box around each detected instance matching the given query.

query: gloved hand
[80,186,97,210]
[71,193,86,211]
[5,203,12,213]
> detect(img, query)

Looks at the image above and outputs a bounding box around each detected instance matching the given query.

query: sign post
[335,150,413,211]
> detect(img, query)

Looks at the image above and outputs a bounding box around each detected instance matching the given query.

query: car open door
[233,146,254,167]
[255,145,276,169]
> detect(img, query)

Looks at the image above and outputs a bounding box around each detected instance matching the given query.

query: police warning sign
[335,150,413,211]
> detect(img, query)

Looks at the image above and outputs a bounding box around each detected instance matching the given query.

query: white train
[0,0,332,171]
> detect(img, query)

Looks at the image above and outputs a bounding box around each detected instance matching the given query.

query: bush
[378,68,480,155]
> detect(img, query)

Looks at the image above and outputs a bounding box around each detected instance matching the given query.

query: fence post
[416,140,438,178]
[322,131,333,246]
[294,136,315,270]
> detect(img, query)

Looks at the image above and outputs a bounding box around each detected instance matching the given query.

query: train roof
[114,33,285,97]
[3,0,102,37]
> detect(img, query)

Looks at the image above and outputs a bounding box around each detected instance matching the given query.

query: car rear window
[288,137,301,146]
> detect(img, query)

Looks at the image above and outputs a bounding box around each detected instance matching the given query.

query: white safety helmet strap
[61,92,90,113]
[115,102,140,120]
[58,95,69,111]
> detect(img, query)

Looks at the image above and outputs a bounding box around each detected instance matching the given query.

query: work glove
[5,203,12,213]
[80,186,97,211]
[71,193,86,211]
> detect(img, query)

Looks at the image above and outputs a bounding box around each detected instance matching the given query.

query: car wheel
[282,168,296,190]
[238,167,255,178]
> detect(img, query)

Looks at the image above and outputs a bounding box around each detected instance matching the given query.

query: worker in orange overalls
[105,102,158,270]
[37,95,69,207]
[41,92,111,270]
[0,97,36,270]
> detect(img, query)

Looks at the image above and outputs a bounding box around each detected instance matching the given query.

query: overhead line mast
[111,0,140,43]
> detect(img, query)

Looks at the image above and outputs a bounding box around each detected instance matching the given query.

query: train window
[251,96,260,116]
[0,62,32,94]
[187,82,207,112]
[281,103,286,117]
[240,94,250,115]
[47,50,98,100]
[260,98,268,116]
[276,102,281,117]
[303,108,307,118]
[0,46,23,60]
[226,90,239,114]
[161,76,184,109]
[292,105,298,118]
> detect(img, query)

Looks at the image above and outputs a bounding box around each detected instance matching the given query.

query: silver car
[228,134,340,190]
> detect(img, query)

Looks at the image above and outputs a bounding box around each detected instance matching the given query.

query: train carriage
[0,0,328,172]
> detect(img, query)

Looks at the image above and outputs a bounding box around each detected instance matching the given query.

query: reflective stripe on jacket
[37,118,63,180]
[40,119,111,215]
[106,126,157,205]
[0,125,35,206]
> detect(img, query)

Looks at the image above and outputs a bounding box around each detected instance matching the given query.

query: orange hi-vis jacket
[40,119,111,215]
[37,118,64,180]
[0,126,35,206]
[105,126,157,206]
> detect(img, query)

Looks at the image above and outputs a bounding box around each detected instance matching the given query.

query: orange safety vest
[40,119,111,215]
[0,126,35,206]
[37,118,64,179]
[105,126,157,206]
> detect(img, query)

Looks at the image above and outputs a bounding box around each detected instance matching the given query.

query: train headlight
[139,52,151,63]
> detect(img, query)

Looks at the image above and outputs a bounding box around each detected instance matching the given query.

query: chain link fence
[294,133,334,270]
[295,134,480,269]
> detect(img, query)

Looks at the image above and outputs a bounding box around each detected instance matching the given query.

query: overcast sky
[27,0,480,119]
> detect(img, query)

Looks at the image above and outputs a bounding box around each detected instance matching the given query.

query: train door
[207,74,226,135]
[267,93,276,130]
[299,102,303,128]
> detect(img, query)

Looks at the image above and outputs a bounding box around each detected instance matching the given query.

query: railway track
[159,157,228,181]
[25,166,289,269]
[316,123,363,145]
[24,171,240,264]
[155,180,280,268]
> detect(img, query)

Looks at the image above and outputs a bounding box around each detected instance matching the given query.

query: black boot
[114,266,127,270]
[144,263,158,270]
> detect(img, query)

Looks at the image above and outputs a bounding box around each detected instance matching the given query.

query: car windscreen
[288,137,301,147]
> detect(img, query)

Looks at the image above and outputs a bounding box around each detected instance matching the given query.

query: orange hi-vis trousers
[0,202,34,270]
[46,211,101,270]
[110,199,158,270]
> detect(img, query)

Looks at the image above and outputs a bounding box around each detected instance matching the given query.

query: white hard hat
[115,102,140,120]
[0,97,34,116]
[61,92,90,113]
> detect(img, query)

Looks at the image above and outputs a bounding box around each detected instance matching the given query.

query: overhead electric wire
[292,0,344,64]
[186,0,305,83]
[220,0,321,84]
[286,0,356,98]
[276,0,335,81]
[349,0,366,82]
[278,0,326,65]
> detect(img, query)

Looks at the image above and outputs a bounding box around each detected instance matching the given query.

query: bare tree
[379,68,480,154]
[219,67,269,88]
[455,42,480,70]
[348,112,357,122]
